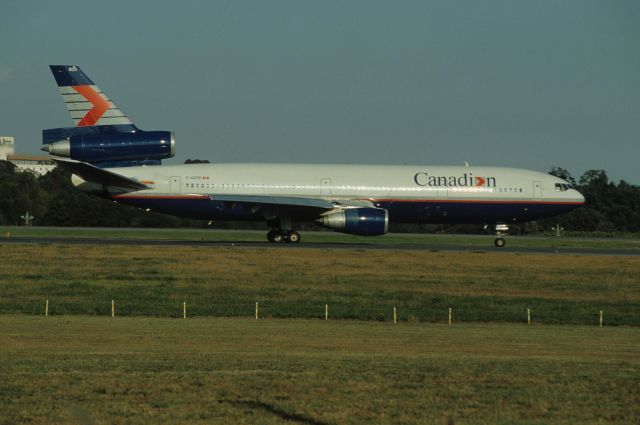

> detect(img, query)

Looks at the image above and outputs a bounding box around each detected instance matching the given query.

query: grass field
[1,316,638,424]
[3,226,640,250]
[0,244,638,325]
[1,234,638,423]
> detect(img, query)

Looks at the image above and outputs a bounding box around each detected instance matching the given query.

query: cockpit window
[555,183,573,191]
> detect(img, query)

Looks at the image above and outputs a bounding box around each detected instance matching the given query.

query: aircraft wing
[51,157,149,191]
[208,194,336,210]
[206,195,379,212]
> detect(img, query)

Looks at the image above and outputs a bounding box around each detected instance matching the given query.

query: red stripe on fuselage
[112,195,583,205]
[369,199,584,205]
[113,195,210,200]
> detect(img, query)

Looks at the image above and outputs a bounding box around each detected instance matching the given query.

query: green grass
[1,316,638,424]
[2,237,638,423]
[2,226,640,250]
[0,245,638,325]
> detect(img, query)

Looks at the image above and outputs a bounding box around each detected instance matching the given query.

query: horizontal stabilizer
[51,157,148,191]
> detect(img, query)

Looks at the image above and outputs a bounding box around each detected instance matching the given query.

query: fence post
[448,307,452,325]
[393,306,397,324]
[45,299,49,317]
[527,308,531,325]
[255,302,259,320]
[599,310,603,327]
[183,301,187,319]
[325,304,328,321]
[111,300,115,318]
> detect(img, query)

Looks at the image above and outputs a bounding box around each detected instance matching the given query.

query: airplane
[42,65,585,247]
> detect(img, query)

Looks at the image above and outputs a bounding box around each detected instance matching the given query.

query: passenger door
[320,178,332,197]
[533,180,541,199]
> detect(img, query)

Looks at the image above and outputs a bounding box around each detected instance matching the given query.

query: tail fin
[49,65,134,127]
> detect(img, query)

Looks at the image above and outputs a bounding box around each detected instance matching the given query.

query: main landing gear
[266,215,301,244]
[266,229,301,243]
[494,224,509,248]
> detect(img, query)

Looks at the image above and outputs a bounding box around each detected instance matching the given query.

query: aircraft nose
[575,189,586,204]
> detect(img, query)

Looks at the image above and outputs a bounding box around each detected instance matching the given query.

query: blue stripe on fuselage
[376,200,579,224]
[112,196,582,225]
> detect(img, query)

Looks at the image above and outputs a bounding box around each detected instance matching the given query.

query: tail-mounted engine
[317,207,389,236]
[42,124,175,168]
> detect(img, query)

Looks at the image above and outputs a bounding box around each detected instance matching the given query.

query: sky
[1,0,639,182]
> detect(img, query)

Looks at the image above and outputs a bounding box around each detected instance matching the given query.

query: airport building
[0,136,55,175]
[0,136,13,160]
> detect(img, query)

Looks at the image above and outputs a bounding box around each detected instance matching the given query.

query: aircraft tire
[287,231,301,243]
[272,231,284,243]
[267,230,284,243]
[494,237,506,248]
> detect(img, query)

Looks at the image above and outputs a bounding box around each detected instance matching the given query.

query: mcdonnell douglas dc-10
[42,65,585,247]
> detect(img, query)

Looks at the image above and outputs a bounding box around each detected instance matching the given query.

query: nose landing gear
[494,224,509,248]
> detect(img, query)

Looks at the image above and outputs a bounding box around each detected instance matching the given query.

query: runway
[2,236,639,256]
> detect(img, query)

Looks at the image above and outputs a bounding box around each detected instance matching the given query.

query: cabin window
[555,183,572,192]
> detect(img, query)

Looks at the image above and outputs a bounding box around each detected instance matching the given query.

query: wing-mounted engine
[317,207,389,236]
[42,125,175,168]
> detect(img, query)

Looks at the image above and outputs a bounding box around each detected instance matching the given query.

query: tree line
[0,160,638,234]
[0,161,202,228]
[539,167,640,234]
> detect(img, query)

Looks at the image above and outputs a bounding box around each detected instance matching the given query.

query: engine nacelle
[44,130,175,163]
[317,207,389,236]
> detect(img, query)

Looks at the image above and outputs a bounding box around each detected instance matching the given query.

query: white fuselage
[71,163,585,227]
[101,163,583,204]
